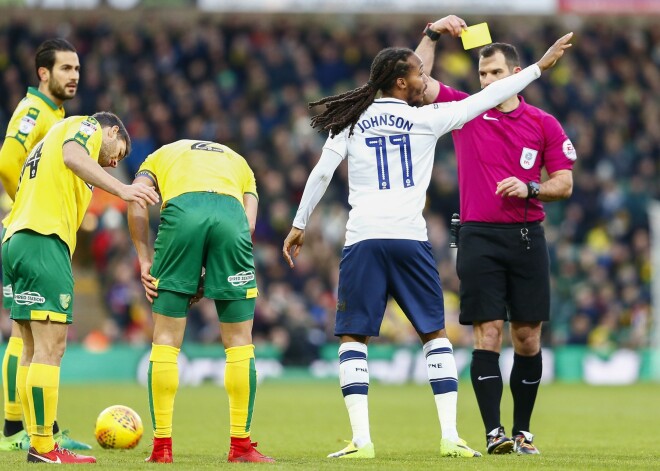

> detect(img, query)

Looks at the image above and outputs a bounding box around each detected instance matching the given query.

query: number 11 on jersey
[365,133,414,190]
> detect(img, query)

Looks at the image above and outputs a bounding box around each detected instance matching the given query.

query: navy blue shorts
[335,239,445,337]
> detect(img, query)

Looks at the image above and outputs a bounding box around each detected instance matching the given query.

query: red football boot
[27,443,96,464]
[145,437,173,463]
[228,437,275,463]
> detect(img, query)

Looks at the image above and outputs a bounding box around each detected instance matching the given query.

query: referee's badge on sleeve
[520,147,538,170]
[562,139,577,160]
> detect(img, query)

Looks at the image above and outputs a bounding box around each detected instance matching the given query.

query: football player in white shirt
[283,31,572,459]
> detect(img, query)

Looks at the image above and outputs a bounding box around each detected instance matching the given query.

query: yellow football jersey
[3,116,103,255]
[0,87,65,207]
[137,140,258,206]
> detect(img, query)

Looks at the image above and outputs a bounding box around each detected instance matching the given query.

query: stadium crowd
[0,13,656,360]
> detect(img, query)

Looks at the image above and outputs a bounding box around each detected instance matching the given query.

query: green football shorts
[151,192,258,314]
[2,230,74,324]
[152,290,255,322]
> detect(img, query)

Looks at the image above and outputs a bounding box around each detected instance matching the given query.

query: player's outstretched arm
[536,32,573,71]
[456,32,573,124]
[62,141,159,208]
[415,15,468,104]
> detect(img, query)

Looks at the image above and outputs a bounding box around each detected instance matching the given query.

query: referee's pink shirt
[435,84,576,224]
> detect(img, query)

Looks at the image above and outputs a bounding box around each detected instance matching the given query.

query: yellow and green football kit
[0,87,65,310]
[141,140,260,444]
[0,89,66,434]
[3,115,103,323]
[1,114,101,454]
[0,87,65,201]
[137,139,259,318]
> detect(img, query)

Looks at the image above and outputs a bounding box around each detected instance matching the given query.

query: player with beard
[283,33,572,459]
[0,38,92,451]
[416,17,576,455]
[2,111,158,464]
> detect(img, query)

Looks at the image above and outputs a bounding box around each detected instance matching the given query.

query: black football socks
[470,349,504,433]
[510,351,542,436]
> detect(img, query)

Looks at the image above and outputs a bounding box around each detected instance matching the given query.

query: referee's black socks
[470,349,504,434]
[510,351,543,436]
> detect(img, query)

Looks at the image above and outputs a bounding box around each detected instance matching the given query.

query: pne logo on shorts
[227,271,255,286]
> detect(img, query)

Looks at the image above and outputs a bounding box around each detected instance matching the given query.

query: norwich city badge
[59,294,72,310]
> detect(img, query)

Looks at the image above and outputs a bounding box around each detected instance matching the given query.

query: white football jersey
[294,65,541,246]
[323,97,470,246]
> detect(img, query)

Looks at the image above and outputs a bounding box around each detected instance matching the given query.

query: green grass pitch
[4,381,659,469]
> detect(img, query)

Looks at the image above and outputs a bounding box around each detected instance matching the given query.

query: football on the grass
[94,405,144,449]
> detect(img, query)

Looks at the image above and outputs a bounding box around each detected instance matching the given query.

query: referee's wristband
[526,181,540,199]
[423,23,442,41]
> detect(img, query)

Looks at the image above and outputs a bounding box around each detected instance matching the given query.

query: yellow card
[461,23,492,50]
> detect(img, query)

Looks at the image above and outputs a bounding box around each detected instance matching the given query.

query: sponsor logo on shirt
[227,270,255,286]
[79,120,97,136]
[15,108,41,144]
[73,118,99,147]
[562,139,577,161]
[520,147,538,170]
[19,116,37,134]
[14,291,46,305]
[3,285,12,298]
[483,113,499,121]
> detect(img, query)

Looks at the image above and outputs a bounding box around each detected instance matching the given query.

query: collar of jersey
[27,87,61,111]
[491,95,528,119]
[374,98,407,105]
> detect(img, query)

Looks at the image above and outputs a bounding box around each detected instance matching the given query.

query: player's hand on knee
[188,272,205,307]
[139,261,158,303]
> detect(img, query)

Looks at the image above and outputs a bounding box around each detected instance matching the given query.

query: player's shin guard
[148,344,180,439]
[26,363,59,454]
[225,344,256,439]
[423,338,459,441]
[2,337,23,424]
[338,342,371,447]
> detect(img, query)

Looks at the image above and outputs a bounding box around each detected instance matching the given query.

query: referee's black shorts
[456,221,550,326]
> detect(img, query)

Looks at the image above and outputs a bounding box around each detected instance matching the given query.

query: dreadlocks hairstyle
[309,47,415,137]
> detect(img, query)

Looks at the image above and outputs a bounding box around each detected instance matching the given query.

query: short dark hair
[92,111,132,157]
[479,42,521,69]
[34,38,77,80]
